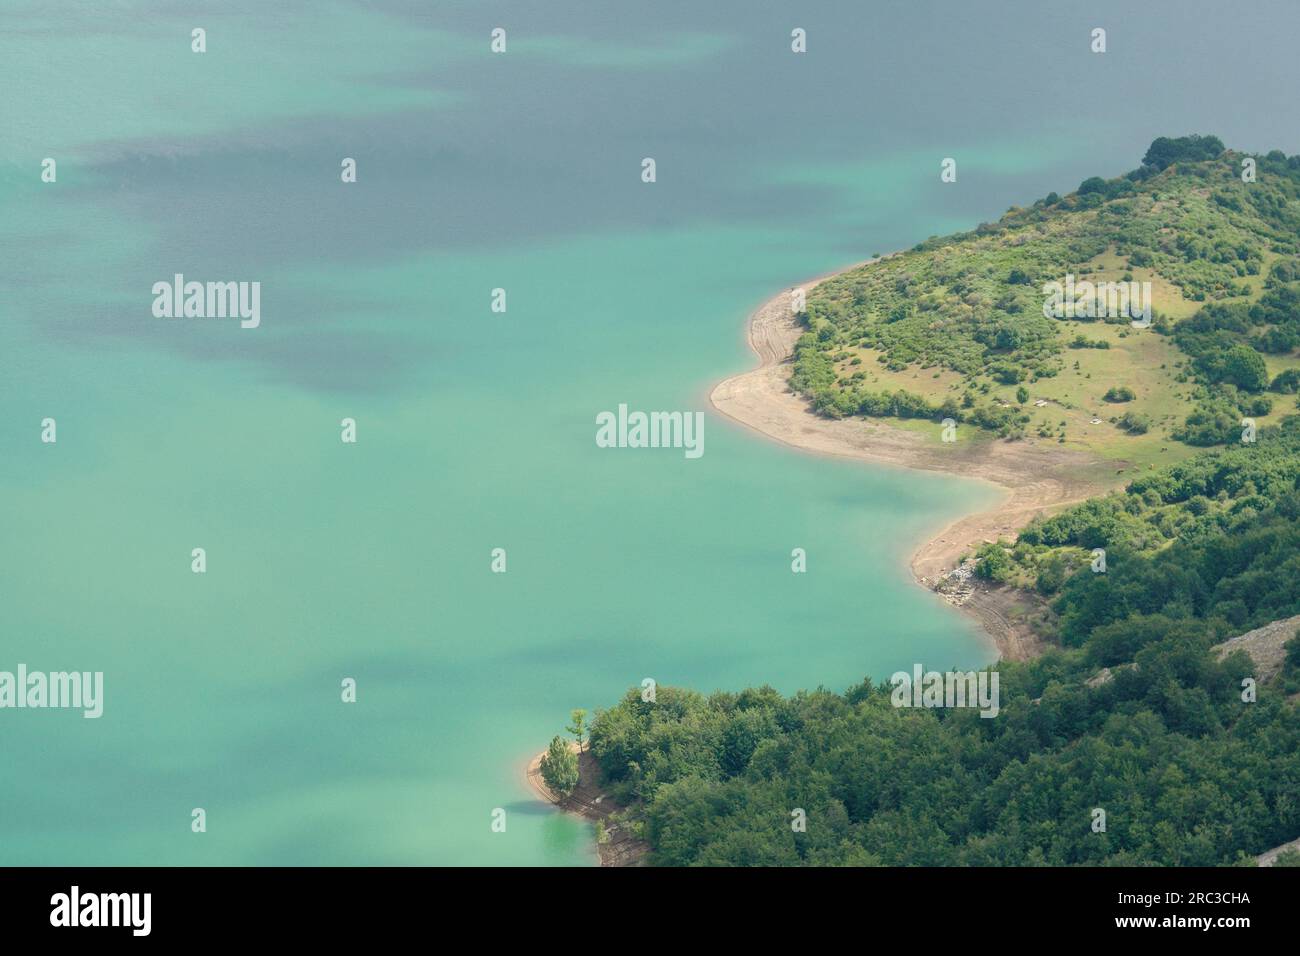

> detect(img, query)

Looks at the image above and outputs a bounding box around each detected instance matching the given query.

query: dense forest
[578,415,1300,866]
[789,137,1300,453]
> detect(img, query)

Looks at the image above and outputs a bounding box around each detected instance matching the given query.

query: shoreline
[709,257,1125,662]
[524,744,648,867]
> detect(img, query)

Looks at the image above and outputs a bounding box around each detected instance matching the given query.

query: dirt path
[709,263,1125,662]
[1257,835,1300,866]
[525,744,648,867]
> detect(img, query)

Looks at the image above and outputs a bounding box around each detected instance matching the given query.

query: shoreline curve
[708,257,1126,662]
[525,745,649,867]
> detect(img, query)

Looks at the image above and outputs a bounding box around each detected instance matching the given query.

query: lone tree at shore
[539,735,578,796]
[566,708,587,753]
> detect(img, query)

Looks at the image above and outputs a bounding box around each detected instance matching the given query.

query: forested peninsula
[542,138,1300,867]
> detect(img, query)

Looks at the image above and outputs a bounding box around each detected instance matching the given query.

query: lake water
[2,0,1297,865]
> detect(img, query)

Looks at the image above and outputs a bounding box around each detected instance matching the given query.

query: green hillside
[792,136,1300,470]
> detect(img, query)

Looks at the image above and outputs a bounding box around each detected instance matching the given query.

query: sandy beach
[525,745,648,867]
[709,259,1125,661]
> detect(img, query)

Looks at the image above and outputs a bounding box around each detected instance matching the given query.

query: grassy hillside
[792,136,1300,470]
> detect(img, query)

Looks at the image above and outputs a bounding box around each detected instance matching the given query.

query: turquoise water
[3,1,1297,865]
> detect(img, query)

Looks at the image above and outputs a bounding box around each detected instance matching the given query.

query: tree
[539,735,579,796]
[974,541,1013,583]
[1035,552,1070,594]
[1222,345,1269,392]
[1271,369,1300,394]
[1016,386,1029,405]
[567,708,588,753]
[1285,631,1300,674]
[1118,411,1150,434]
[1142,134,1225,170]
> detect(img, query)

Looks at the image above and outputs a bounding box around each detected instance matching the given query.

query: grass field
[797,141,1300,465]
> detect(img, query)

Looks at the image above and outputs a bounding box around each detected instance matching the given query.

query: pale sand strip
[525,745,648,867]
[709,260,1127,661]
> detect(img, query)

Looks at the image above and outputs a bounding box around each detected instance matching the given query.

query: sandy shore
[709,260,1125,661]
[525,744,648,867]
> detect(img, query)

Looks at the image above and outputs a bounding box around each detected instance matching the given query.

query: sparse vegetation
[788,138,1300,460]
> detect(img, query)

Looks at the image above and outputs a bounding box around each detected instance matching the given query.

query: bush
[1070,335,1110,350]
[1174,403,1243,446]
[974,541,1014,583]
[1271,369,1300,394]
[1035,552,1070,594]
[1221,345,1270,392]
[1118,411,1150,434]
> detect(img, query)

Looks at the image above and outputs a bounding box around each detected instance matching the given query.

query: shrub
[539,736,579,796]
